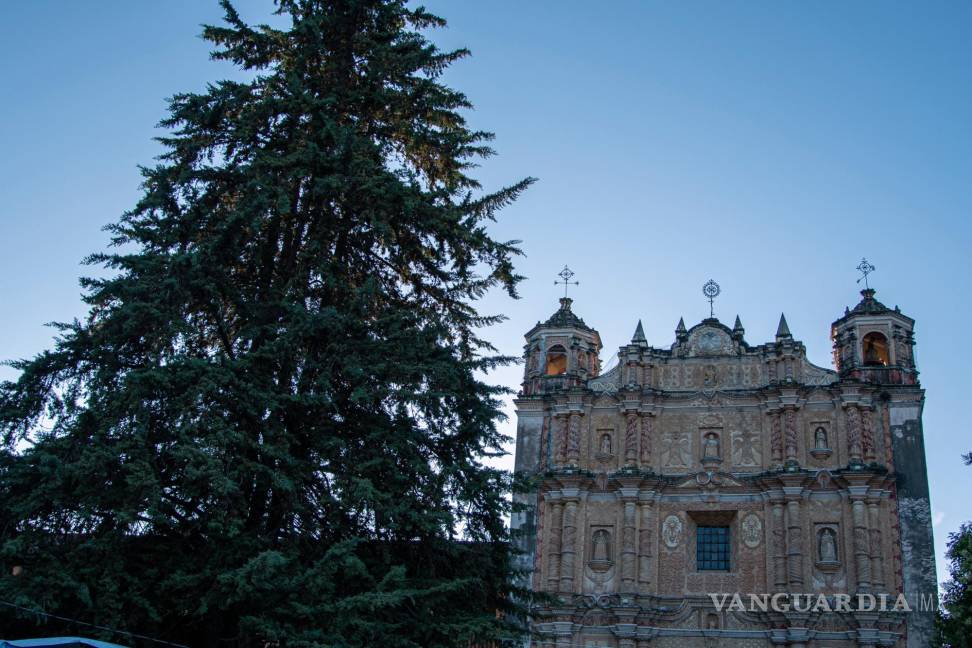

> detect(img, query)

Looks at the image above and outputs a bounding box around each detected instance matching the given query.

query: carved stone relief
[687,326,733,357]
[660,430,692,468]
[639,415,652,465]
[741,513,762,548]
[662,515,683,548]
[731,428,761,467]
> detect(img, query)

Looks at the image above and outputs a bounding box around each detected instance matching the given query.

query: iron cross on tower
[702,279,721,318]
[856,257,876,289]
[555,265,579,297]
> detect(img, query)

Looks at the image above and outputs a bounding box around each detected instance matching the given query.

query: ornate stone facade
[512,289,935,648]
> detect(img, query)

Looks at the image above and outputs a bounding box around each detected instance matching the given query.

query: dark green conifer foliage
[935,523,972,647]
[0,1,533,645]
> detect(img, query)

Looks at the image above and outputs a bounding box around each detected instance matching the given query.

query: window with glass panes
[697,525,730,571]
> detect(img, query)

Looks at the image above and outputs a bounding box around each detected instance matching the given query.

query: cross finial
[702,279,721,318]
[856,258,876,290]
[555,265,579,298]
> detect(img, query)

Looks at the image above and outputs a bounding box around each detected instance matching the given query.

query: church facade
[511,286,936,648]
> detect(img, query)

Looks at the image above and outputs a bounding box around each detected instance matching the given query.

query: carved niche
[809,421,833,460]
[815,523,841,569]
[585,525,617,591]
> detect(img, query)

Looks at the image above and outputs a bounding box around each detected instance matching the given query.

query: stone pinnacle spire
[676,317,687,341]
[733,315,745,340]
[776,313,792,340]
[631,320,647,346]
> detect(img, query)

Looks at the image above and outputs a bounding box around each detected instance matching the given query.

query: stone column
[624,411,639,466]
[786,498,804,588]
[553,414,567,465]
[566,412,581,464]
[639,414,653,467]
[546,501,564,592]
[852,498,872,591]
[770,411,784,465]
[867,500,884,589]
[621,499,637,591]
[771,500,788,591]
[846,405,863,464]
[638,499,654,589]
[862,407,876,463]
[559,499,578,593]
[784,407,799,463]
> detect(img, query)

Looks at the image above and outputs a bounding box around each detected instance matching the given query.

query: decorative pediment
[684,323,736,357]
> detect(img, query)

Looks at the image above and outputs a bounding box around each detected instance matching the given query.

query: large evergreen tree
[935,523,972,647]
[934,453,972,647]
[0,1,532,646]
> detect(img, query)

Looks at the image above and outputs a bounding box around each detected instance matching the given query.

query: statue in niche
[591,529,612,563]
[703,432,720,460]
[815,426,829,449]
[702,364,718,388]
[600,433,612,455]
[819,528,838,563]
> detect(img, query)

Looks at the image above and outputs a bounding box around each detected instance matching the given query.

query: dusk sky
[1,1,970,582]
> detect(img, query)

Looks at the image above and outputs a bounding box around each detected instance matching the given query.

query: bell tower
[522,290,601,396]
[831,287,917,385]
[831,261,935,646]
[512,272,601,600]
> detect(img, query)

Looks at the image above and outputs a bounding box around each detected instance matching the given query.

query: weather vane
[555,265,579,297]
[702,279,721,318]
[856,257,876,290]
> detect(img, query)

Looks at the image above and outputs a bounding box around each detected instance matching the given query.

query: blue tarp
[0,638,129,648]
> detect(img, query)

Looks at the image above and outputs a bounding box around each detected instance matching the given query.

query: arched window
[545,344,567,375]
[862,332,889,366]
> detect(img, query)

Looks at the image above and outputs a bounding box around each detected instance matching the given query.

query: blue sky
[1,1,969,583]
